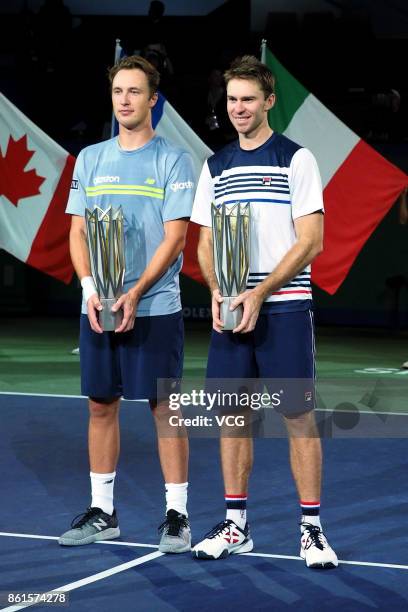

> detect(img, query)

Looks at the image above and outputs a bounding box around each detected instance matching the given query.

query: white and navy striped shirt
[190,132,324,313]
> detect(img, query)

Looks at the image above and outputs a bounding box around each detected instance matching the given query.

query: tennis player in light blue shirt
[61,55,194,554]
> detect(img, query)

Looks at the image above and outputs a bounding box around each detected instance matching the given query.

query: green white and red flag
[262,41,408,294]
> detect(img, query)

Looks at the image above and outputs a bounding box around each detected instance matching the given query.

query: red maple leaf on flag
[0,135,45,206]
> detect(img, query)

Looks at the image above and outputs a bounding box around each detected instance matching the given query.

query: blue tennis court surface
[1,393,408,611]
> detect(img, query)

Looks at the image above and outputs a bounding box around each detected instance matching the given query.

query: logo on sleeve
[170,180,194,192]
[71,179,79,190]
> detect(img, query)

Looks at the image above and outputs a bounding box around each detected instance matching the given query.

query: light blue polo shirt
[66,135,195,316]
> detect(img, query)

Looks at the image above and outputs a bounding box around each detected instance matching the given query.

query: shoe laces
[204,520,236,540]
[301,524,326,551]
[71,507,103,529]
[158,510,189,537]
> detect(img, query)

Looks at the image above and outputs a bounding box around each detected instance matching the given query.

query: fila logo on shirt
[93,175,120,185]
[170,180,194,192]
[262,176,272,186]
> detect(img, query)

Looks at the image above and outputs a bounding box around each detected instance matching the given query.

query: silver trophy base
[220,297,243,331]
[99,298,123,332]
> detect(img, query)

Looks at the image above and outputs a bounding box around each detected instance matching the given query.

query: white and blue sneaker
[192,519,253,559]
[58,507,120,546]
[300,523,338,568]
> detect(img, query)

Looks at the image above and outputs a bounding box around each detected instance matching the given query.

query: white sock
[300,514,322,532]
[165,482,188,516]
[226,508,247,530]
[90,471,116,515]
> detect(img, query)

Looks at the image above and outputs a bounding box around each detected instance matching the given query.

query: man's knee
[284,410,319,437]
[89,397,120,419]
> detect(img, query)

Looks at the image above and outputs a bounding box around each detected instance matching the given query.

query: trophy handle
[220,297,243,331]
[99,298,123,332]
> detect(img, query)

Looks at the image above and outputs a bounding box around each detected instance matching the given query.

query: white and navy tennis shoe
[192,519,253,559]
[300,523,338,568]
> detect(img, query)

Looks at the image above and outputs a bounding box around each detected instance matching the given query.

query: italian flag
[0,92,75,283]
[262,42,408,294]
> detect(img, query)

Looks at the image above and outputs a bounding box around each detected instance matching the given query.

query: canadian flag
[0,92,75,283]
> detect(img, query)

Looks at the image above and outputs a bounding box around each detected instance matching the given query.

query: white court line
[1,550,163,612]
[0,391,407,416]
[0,392,86,399]
[315,408,408,417]
[1,532,408,571]
[0,392,146,402]
[246,552,408,570]
[0,532,158,549]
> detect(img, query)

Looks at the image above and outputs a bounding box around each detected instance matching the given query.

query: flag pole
[260,38,267,64]
[113,38,122,63]
[110,39,122,138]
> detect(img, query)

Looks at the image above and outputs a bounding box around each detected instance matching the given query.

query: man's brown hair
[108,55,160,96]
[224,55,275,98]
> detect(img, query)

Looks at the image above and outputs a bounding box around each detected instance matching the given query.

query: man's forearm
[254,239,321,301]
[70,226,91,281]
[130,234,185,298]
[197,232,219,293]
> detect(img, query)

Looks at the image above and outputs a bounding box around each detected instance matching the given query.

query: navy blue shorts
[206,310,316,415]
[79,311,184,401]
